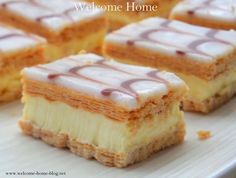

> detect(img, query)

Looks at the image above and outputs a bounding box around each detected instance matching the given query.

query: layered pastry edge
[0,12,108,60]
[104,43,236,113]
[0,1,107,42]
[19,89,186,167]
[0,0,108,60]
[19,94,185,167]
[0,25,46,103]
[103,17,236,113]
[0,49,45,102]
[19,53,187,167]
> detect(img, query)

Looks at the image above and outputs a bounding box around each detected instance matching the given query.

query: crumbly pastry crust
[197,131,212,140]
[182,82,236,113]
[19,119,185,167]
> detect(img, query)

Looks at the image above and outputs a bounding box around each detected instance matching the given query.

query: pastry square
[0,0,108,61]
[19,53,187,167]
[85,0,180,31]
[170,0,236,30]
[103,17,236,113]
[0,24,45,103]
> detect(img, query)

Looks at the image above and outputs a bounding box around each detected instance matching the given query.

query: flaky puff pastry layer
[0,7,108,43]
[0,47,45,103]
[103,43,236,81]
[103,43,236,113]
[0,9,108,60]
[22,77,185,122]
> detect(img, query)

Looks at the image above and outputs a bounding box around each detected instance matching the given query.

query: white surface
[0,99,236,178]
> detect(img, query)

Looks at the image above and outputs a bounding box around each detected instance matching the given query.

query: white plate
[0,99,236,178]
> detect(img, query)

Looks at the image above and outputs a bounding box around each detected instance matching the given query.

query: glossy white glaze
[0,0,104,32]
[23,53,186,109]
[105,17,236,62]
[0,24,45,53]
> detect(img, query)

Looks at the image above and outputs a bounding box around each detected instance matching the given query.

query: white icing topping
[171,0,236,23]
[0,24,45,53]
[105,17,236,62]
[0,0,104,32]
[23,53,186,109]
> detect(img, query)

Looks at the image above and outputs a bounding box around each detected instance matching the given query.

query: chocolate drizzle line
[1,0,50,10]
[0,33,27,40]
[0,31,40,42]
[95,59,135,75]
[35,7,76,23]
[38,59,169,101]
[187,0,213,15]
[35,13,73,23]
[206,29,234,46]
[123,20,233,57]
[147,70,170,85]
[0,29,41,51]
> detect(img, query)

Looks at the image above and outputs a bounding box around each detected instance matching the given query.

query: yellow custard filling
[0,71,21,90]
[177,68,236,101]
[45,29,106,61]
[22,95,183,152]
